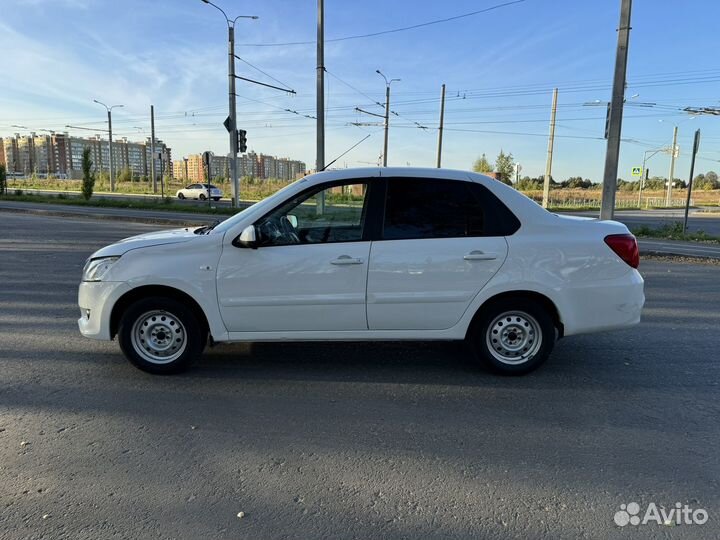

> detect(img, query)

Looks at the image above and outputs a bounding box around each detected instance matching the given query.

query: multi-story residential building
[259,154,276,179]
[1,136,20,173]
[173,159,188,182]
[185,154,204,183]
[0,133,170,179]
[210,155,229,180]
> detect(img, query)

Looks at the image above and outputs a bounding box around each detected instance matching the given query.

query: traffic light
[237,129,247,153]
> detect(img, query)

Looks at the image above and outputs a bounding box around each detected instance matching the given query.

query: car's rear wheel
[470,298,555,375]
[177,193,185,200]
[117,297,205,374]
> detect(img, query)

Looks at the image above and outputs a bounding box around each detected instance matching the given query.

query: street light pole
[317,0,325,173]
[93,99,123,191]
[376,70,400,167]
[666,125,679,207]
[201,0,258,208]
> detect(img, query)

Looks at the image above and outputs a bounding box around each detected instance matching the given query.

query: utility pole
[638,166,648,208]
[107,110,114,190]
[436,83,446,168]
[376,70,400,167]
[600,0,632,220]
[683,129,701,232]
[382,84,390,167]
[542,87,558,208]
[316,0,325,173]
[666,125,678,206]
[228,23,239,207]
[150,105,156,192]
[201,0,258,207]
[93,100,123,192]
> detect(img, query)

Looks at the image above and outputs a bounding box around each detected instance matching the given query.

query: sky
[1,0,720,181]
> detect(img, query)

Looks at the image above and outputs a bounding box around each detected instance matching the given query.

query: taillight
[604,234,639,268]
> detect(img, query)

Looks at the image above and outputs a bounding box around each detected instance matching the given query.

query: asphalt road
[12,188,720,234]
[1,213,719,539]
[3,201,720,259]
[573,208,720,236]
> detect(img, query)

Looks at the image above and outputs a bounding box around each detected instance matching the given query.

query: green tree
[472,153,493,174]
[81,147,95,200]
[696,170,720,190]
[0,163,7,195]
[516,176,542,191]
[494,150,514,184]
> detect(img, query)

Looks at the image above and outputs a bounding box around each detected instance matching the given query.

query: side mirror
[234,225,258,249]
[286,214,298,228]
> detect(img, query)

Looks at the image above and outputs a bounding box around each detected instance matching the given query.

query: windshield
[211,177,308,235]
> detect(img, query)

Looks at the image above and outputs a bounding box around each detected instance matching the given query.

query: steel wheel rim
[485,311,542,365]
[130,310,187,365]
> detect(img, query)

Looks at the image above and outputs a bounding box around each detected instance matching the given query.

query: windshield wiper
[193,220,221,235]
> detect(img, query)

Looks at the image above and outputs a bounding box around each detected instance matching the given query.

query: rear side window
[382,178,520,240]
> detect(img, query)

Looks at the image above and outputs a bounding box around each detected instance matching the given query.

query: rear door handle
[464,250,497,261]
[330,255,364,265]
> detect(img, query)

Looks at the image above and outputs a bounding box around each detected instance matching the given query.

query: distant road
[2,200,718,259]
[569,208,720,235]
[14,188,256,209]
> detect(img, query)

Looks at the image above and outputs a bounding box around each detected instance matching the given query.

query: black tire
[199,194,207,201]
[117,296,205,374]
[469,297,555,375]
[178,193,185,200]
[213,197,221,202]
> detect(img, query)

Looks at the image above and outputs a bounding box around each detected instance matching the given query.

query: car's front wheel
[117,297,205,374]
[199,194,207,201]
[177,192,185,200]
[469,297,555,375]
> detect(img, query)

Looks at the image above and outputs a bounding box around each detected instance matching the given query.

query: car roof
[304,166,501,183]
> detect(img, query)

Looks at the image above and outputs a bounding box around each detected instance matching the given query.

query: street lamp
[376,70,400,167]
[93,99,123,191]
[638,147,670,207]
[201,0,258,207]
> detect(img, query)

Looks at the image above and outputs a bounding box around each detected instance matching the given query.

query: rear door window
[382,178,520,239]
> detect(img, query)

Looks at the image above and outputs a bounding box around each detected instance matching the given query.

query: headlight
[82,256,120,282]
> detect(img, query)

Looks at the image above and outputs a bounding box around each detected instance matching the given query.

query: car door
[366,177,515,331]
[216,179,375,333]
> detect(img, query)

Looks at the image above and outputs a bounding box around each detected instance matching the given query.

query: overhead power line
[239,0,527,46]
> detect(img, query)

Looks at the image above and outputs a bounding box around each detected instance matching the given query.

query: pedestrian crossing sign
[631,167,642,177]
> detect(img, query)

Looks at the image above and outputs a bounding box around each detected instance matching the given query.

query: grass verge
[632,222,720,244]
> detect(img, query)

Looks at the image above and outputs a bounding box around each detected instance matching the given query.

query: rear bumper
[77,281,130,340]
[560,269,645,336]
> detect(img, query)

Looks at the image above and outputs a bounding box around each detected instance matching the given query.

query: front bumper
[77,281,130,340]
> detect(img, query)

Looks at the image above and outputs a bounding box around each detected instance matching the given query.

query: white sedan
[78,167,644,375]
[176,183,222,201]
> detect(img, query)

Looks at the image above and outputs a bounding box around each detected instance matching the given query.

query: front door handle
[330,255,364,265]
[464,250,497,261]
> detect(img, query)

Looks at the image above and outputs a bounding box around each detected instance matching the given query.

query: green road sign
[631,166,642,177]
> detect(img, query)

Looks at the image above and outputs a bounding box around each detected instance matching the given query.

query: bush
[0,164,6,195]
[81,148,95,200]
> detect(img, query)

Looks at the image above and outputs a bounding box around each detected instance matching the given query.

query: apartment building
[0,133,170,179]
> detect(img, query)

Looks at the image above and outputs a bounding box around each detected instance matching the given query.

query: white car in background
[176,183,222,201]
[78,167,644,375]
